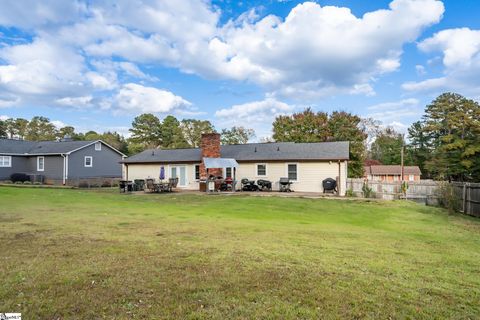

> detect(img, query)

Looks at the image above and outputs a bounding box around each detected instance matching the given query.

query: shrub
[89,183,99,188]
[14,181,23,185]
[345,188,355,197]
[111,181,119,187]
[2,180,13,184]
[33,182,42,185]
[78,182,89,188]
[362,181,375,198]
[101,181,112,188]
[10,173,30,183]
[23,181,32,185]
[437,182,460,214]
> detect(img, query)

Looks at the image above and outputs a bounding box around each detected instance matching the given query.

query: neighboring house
[0,138,125,185]
[122,133,349,195]
[364,165,422,182]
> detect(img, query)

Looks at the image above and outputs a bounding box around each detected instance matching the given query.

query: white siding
[126,163,200,190]
[125,160,347,195]
[236,161,347,195]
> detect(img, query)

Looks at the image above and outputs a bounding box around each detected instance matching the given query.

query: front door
[171,166,187,187]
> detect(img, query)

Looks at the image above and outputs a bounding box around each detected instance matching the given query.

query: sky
[0,0,480,140]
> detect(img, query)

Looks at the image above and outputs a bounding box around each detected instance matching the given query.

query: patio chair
[134,179,145,191]
[167,177,179,192]
[145,179,156,193]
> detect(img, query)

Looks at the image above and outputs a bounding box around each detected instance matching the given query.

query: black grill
[322,178,337,193]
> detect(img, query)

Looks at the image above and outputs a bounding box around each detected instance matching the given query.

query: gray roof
[0,139,97,155]
[123,141,349,163]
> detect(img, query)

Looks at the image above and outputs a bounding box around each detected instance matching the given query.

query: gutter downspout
[338,160,341,196]
[65,154,69,185]
[61,154,66,185]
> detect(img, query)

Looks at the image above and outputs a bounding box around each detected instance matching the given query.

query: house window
[37,156,44,171]
[409,174,414,181]
[95,142,102,151]
[84,156,93,167]
[287,163,297,181]
[226,167,232,178]
[194,164,200,180]
[256,164,267,176]
[0,156,11,167]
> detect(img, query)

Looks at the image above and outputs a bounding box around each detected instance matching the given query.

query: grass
[0,187,479,319]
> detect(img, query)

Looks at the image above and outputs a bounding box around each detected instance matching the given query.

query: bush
[345,188,355,197]
[78,182,89,188]
[10,173,30,183]
[33,182,42,185]
[101,181,112,188]
[2,180,13,184]
[111,181,119,187]
[437,182,460,214]
[362,181,375,198]
[14,181,23,185]
[23,181,32,185]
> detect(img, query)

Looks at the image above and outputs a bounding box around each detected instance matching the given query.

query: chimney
[200,132,221,179]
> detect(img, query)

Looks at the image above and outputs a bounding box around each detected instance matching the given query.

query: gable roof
[0,139,125,156]
[365,165,421,176]
[123,141,349,164]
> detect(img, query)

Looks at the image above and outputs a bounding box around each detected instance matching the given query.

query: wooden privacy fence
[346,179,439,201]
[347,179,480,218]
[451,182,480,218]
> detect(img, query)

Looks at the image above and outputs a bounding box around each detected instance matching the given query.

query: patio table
[153,182,170,192]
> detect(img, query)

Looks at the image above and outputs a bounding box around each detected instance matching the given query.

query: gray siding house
[0,139,125,185]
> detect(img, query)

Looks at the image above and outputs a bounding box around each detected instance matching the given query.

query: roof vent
[151,151,155,156]
[254,147,257,152]
[277,147,280,151]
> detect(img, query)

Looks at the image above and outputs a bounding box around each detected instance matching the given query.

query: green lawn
[1,187,479,319]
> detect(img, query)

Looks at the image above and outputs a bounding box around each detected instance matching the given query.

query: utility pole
[401,136,404,182]
[401,134,406,199]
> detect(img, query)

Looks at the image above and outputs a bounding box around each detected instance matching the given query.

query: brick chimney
[200,133,221,179]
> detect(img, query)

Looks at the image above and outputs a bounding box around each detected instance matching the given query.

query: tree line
[1,92,479,181]
[271,92,480,182]
[0,114,255,156]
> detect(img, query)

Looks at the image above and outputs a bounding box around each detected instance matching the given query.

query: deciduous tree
[272,109,367,178]
[221,126,255,145]
[25,116,57,141]
[370,127,404,165]
[180,119,215,147]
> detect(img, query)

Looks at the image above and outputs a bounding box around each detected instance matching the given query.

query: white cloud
[403,28,480,95]
[208,0,444,98]
[55,95,93,108]
[367,98,419,111]
[415,65,426,75]
[115,83,192,114]
[0,115,10,121]
[51,120,67,129]
[0,0,85,28]
[366,98,422,124]
[0,0,445,112]
[215,98,295,139]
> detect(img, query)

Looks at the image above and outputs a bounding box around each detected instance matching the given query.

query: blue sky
[0,0,479,139]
